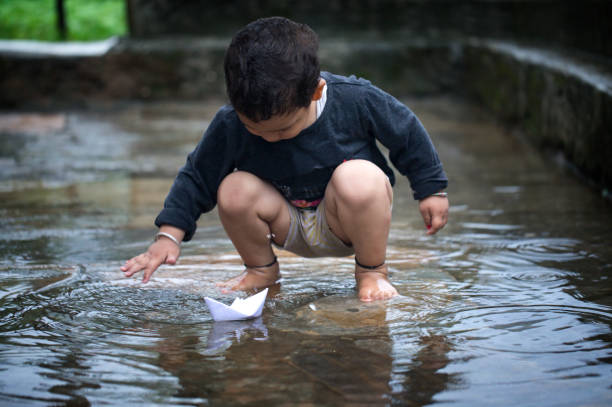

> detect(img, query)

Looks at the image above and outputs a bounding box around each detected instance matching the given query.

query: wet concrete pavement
[0,96,611,406]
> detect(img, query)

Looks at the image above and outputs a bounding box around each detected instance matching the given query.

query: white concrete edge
[0,36,119,57]
[469,38,612,95]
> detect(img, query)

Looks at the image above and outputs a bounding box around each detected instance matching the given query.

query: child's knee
[217,171,261,216]
[329,160,392,209]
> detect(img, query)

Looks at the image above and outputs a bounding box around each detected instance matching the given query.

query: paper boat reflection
[206,317,268,352]
[204,288,268,321]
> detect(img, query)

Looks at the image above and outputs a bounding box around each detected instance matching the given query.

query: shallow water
[1,97,611,406]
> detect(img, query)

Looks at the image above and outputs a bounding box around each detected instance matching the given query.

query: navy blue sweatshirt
[155,72,448,241]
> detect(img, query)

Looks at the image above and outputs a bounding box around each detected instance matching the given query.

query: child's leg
[324,160,398,301]
[215,171,291,291]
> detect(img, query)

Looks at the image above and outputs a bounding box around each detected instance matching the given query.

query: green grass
[0,0,126,41]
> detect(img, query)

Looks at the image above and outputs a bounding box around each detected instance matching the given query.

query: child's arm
[360,83,448,202]
[121,107,240,282]
[419,193,449,235]
[121,225,185,283]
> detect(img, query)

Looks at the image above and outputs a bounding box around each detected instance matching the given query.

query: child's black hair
[224,16,320,122]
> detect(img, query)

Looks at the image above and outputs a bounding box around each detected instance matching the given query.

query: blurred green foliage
[0,0,126,41]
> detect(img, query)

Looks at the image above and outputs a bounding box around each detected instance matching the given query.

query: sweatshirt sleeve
[154,108,238,241]
[364,86,448,200]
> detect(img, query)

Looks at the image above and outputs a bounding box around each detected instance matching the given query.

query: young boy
[121,17,449,302]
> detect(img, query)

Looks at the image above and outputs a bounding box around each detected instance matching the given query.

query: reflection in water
[393,335,455,407]
[148,294,452,406]
[206,317,269,352]
[0,98,611,405]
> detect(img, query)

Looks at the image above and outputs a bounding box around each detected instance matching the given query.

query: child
[121,16,449,302]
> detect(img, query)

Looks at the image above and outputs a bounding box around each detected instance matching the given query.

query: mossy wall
[461,43,612,190]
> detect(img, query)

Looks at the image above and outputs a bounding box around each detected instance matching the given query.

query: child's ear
[311,78,326,101]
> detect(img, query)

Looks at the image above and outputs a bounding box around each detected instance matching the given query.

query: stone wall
[461,40,612,191]
[0,38,228,108]
[127,0,612,58]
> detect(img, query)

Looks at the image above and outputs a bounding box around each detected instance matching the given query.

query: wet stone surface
[0,96,611,406]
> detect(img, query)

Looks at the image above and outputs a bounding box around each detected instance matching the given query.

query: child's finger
[121,254,148,276]
[121,255,140,272]
[120,260,131,272]
[142,256,164,283]
[427,224,439,235]
[427,213,447,235]
[421,209,432,230]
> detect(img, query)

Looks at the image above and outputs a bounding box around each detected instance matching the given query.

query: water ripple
[443,304,612,354]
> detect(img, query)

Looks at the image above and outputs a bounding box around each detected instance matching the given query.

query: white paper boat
[204,288,268,321]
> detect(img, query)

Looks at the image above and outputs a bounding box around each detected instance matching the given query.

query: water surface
[1,96,611,406]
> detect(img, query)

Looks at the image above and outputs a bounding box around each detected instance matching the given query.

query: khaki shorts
[275,198,354,258]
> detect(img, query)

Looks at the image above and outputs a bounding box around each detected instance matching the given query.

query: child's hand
[121,232,182,283]
[419,194,449,235]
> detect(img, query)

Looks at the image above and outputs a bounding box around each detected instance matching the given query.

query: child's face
[237,105,314,143]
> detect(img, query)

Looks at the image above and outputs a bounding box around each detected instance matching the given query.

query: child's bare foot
[355,264,399,302]
[216,261,280,292]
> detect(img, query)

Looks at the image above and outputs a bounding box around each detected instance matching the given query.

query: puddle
[0,97,611,406]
